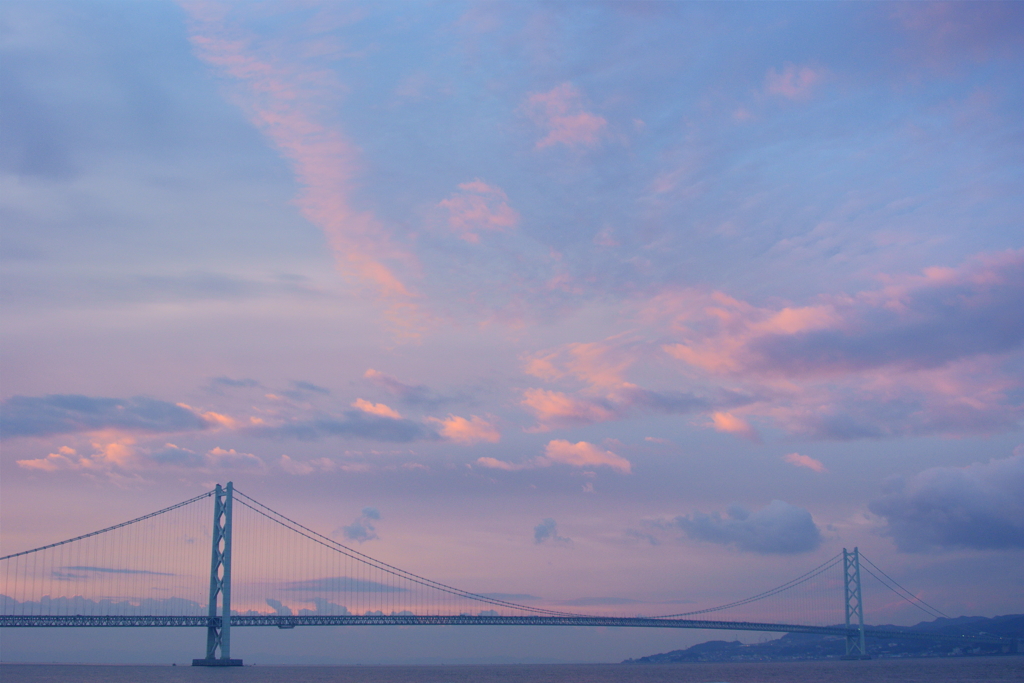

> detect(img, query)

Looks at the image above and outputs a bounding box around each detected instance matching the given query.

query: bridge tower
[193,482,242,666]
[843,547,867,659]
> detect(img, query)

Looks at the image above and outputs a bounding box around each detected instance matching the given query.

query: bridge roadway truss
[0,614,1009,647]
[0,614,851,635]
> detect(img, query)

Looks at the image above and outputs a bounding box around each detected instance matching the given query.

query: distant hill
[623,614,1024,663]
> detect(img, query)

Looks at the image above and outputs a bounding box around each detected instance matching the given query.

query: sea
[1,658,1021,683]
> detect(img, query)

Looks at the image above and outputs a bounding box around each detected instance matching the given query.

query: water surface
[2,657,1022,683]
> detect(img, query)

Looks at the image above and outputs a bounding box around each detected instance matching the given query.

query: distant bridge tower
[843,547,867,659]
[193,482,242,666]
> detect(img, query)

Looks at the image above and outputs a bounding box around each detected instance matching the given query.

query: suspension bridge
[0,483,1005,665]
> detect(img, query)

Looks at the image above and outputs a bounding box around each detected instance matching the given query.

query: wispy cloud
[15,438,266,475]
[519,338,737,432]
[520,388,619,431]
[782,452,827,473]
[523,83,607,149]
[524,341,634,388]
[477,439,631,474]
[206,446,264,471]
[351,398,402,420]
[438,180,519,243]
[180,2,424,332]
[541,439,631,473]
[17,440,139,473]
[558,596,642,607]
[279,454,338,476]
[649,250,1024,440]
[282,576,406,593]
[710,412,760,443]
[663,250,1024,379]
[765,64,827,101]
[427,414,500,444]
[891,1,1024,66]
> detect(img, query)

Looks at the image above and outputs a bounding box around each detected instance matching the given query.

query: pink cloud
[520,388,619,431]
[180,3,424,332]
[524,83,607,149]
[519,335,720,432]
[732,106,755,122]
[783,452,827,473]
[517,332,729,434]
[658,250,1024,380]
[765,64,827,101]
[523,341,635,388]
[206,446,264,471]
[17,445,89,472]
[11,434,253,477]
[662,298,839,375]
[593,227,619,247]
[710,412,760,443]
[476,439,631,473]
[428,414,500,444]
[648,250,1024,439]
[476,456,523,471]
[16,436,140,473]
[438,180,519,243]
[279,454,315,475]
[540,440,631,473]
[520,382,716,432]
[351,398,402,419]
[279,455,337,475]
[515,249,1022,441]
[177,403,242,430]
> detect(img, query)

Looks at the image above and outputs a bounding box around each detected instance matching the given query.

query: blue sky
[2,0,1023,664]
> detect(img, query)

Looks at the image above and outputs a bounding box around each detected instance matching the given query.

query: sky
[1,0,1023,665]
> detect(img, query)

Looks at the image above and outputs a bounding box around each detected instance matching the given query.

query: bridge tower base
[192,658,244,666]
[192,482,243,667]
[842,547,869,660]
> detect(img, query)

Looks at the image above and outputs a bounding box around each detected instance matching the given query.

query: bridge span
[0,614,857,637]
[2,482,1003,664]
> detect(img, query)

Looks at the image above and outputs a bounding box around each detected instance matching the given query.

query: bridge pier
[192,482,243,667]
[192,657,244,666]
[842,547,869,660]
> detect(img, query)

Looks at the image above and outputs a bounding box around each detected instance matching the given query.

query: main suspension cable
[860,554,949,619]
[0,490,214,561]
[653,552,843,619]
[233,490,584,618]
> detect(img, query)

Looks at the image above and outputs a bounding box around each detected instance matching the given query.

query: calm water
[1,658,1021,683]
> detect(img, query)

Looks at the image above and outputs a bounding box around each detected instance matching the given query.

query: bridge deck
[0,614,1008,644]
[0,614,852,635]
